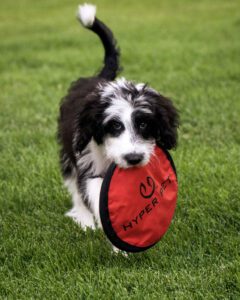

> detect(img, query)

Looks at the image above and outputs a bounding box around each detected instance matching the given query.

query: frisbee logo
[140,175,172,200]
[120,174,173,232]
[140,176,155,199]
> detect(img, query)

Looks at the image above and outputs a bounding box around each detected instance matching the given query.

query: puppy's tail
[77,3,121,81]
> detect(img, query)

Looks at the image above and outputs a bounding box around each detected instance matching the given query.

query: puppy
[58,4,179,230]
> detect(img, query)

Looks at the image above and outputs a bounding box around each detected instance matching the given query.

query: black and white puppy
[58,4,179,230]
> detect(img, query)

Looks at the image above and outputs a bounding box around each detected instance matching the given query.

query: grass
[0,0,240,298]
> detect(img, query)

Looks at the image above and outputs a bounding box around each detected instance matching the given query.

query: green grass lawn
[0,0,240,298]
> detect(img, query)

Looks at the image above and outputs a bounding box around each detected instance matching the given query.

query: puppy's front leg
[85,177,103,228]
[86,177,128,256]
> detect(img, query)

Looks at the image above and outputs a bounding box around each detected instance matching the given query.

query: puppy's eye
[112,121,123,130]
[139,122,147,130]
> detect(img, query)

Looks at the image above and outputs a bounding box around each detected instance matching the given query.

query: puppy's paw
[65,207,96,230]
[112,246,128,257]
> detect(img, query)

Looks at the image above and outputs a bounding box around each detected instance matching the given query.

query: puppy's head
[74,78,179,168]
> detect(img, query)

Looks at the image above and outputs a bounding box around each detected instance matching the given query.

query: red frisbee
[100,146,178,252]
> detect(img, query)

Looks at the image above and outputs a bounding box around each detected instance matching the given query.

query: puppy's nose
[124,153,144,165]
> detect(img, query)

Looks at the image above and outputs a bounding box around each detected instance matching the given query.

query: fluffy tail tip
[77,3,96,28]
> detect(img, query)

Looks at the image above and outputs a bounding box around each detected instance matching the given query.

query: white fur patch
[76,140,110,175]
[100,77,129,99]
[103,97,133,124]
[77,3,96,28]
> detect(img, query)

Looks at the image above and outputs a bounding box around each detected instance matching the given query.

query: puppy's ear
[154,94,179,150]
[73,92,105,153]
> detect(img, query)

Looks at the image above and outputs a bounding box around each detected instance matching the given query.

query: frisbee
[99,146,178,252]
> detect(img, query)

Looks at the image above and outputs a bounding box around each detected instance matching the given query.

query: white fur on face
[101,84,155,168]
[104,129,155,168]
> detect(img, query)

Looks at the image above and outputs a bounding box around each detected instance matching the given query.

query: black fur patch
[103,119,125,137]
